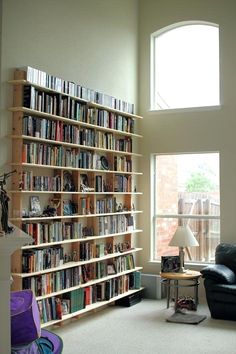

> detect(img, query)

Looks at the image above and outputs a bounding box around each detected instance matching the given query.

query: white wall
[0,1,138,349]
[138,0,236,280]
[2,0,236,304]
[0,0,138,170]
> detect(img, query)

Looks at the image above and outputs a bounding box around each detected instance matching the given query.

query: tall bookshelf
[9,67,143,328]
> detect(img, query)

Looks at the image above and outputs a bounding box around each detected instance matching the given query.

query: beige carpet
[53,299,236,354]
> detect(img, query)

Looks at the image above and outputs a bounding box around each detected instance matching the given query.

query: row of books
[38,288,85,323]
[22,197,133,219]
[37,270,141,324]
[80,241,125,261]
[22,142,78,167]
[22,213,134,246]
[87,108,134,133]
[22,247,64,273]
[23,266,82,296]
[97,214,134,235]
[114,174,132,192]
[79,242,95,261]
[21,171,61,191]
[22,115,133,153]
[17,66,134,114]
[79,241,112,261]
[22,241,135,274]
[23,86,87,119]
[63,196,130,216]
[95,175,112,192]
[22,142,132,171]
[96,196,117,214]
[84,272,141,305]
[22,222,93,245]
[21,171,132,193]
[35,92,134,133]
[114,155,132,172]
[23,88,135,133]
[22,259,141,300]
[114,254,135,273]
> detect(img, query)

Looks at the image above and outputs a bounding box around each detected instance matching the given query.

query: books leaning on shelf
[36,271,141,324]
[16,66,135,114]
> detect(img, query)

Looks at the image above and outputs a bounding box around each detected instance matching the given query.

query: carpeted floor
[53,299,236,354]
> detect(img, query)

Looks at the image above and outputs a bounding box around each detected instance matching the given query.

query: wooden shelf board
[9,190,142,195]
[10,162,143,175]
[9,106,142,137]
[40,286,144,328]
[11,134,141,157]
[21,229,143,249]
[12,249,143,277]
[10,210,142,222]
[8,89,143,119]
[36,268,143,301]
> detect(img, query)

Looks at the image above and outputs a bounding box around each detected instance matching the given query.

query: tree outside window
[152,153,220,263]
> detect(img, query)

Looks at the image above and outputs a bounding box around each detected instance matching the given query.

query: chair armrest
[200,264,236,284]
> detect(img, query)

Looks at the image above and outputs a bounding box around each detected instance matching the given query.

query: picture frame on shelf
[63,200,77,216]
[107,263,116,275]
[63,171,76,192]
[161,255,181,273]
[100,156,109,170]
[29,196,41,216]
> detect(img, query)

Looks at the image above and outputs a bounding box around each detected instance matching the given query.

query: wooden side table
[160,270,201,311]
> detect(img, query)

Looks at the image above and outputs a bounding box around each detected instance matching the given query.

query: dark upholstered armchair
[201,243,236,321]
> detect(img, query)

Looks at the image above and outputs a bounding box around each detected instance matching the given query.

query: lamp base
[178,267,187,273]
[179,247,185,273]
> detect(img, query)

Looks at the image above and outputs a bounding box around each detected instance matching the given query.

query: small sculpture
[0,170,16,234]
[80,174,94,192]
[43,198,61,217]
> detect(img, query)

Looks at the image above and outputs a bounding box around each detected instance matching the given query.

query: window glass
[151,23,220,110]
[152,153,220,263]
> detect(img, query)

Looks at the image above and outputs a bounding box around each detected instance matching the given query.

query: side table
[160,270,201,311]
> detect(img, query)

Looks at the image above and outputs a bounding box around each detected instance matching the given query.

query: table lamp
[168,225,199,273]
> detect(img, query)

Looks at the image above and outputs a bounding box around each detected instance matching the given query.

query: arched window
[150,22,220,110]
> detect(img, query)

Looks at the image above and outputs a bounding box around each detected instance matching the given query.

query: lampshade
[169,225,199,247]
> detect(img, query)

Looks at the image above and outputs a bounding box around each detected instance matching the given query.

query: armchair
[201,243,236,321]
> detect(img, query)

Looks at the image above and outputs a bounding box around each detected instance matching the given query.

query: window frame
[150,152,221,263]
[150,20,220,112]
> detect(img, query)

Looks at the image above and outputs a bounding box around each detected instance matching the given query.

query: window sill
[148,105,221,115]
[149,260,213,269]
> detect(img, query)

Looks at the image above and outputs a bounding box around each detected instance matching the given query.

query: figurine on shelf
[116,203,123,212]
[0,170,16,234]
[80,174,95,192]
[72,250,77,262]
[43,198,61,217]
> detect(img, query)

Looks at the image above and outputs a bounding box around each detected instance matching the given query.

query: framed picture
[107,263,116,275]
[30,196,41,216]
[100,156,109,170]
[161,255,181,273]
[63,171,75,192]
[63,200,77,216]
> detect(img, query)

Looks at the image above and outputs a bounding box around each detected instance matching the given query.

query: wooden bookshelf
[10,66,143,327]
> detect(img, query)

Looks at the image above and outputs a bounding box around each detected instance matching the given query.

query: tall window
[150,22,220,110]
[151,153,220,263]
